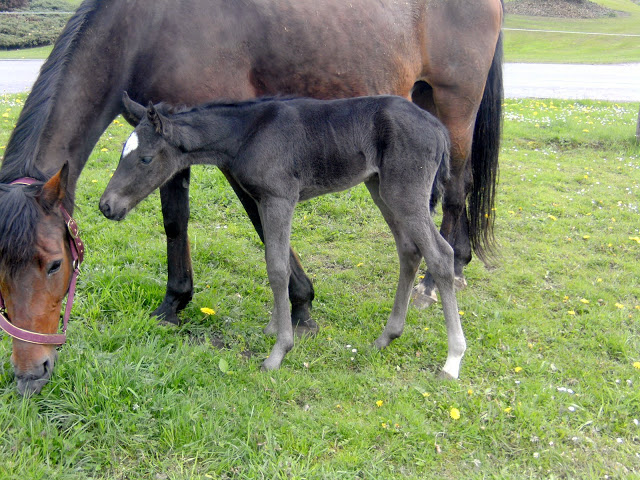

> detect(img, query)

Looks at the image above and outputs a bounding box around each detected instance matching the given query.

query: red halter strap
[0,178,85,345]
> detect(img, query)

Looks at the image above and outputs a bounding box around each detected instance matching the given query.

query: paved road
[1,59,639,101]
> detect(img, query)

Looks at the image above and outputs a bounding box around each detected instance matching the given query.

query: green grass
[1,94,639,478]
[504,0,640,63]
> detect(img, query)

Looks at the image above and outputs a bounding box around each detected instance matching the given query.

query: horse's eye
[140,156,153,165]
[47,260,62,276]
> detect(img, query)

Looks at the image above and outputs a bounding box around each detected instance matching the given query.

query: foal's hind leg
[152,167,194,325]
[220,170,317,335]
[365,180,422,348]
[377,178,466,379]
[258,197,296,371]
[411,215,466,379]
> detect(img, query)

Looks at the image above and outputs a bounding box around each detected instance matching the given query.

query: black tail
[468,23,503,263]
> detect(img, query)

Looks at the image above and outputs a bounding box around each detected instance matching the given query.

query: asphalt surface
[1,59,639,101]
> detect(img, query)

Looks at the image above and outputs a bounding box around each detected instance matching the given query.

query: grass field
[0,93,639,478]
[504,0,640,63]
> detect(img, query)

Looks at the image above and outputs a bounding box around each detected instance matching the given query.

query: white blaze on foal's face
[122,131,139,158]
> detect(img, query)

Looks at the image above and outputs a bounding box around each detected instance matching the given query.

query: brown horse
[0,0,503,394]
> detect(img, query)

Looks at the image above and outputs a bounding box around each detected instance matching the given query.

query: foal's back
[232,95,448,202]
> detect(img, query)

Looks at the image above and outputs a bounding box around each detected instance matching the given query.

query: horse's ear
[121,91,146,126]
[147,103,172,137]
[39,162,69,212]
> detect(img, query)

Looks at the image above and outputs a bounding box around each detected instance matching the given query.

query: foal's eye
[47,260,62,276]
[140,156,153,165]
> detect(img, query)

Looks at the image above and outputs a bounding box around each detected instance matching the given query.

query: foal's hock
[101,93,466,378]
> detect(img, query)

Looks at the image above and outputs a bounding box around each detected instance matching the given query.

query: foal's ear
[147,103,172,137]
[39,162,69,213]
[121,91,147,127]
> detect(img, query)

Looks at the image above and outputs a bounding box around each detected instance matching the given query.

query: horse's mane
[0,0,102,184]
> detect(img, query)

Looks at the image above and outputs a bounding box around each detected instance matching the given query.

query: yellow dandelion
[504,407,512,413]
[376,400,384,408]
[633,362,640,370]
[583,235,590,240]
[356,262,364,267]
[467,389,473,395]
[580,298,589,304]
[100,148,108,152]
[548,215,557,221]
[449,407,461,420]
[200,307,215,315]
[629,237,640,244]
[422,392,430,398]
[615,303,624,309]
[514,366,523,373]
[459,311,465,316]
[568,310,576,316]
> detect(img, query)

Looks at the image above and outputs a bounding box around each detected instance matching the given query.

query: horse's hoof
[292,304,319,337]
[411,284,438,309]
[293,322,318,337]
[454,276,468,291]
[151,306,181,326]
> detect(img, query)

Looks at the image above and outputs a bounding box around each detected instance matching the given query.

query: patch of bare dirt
[505,0,618,19]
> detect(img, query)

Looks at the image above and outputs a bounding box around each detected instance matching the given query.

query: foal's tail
[430,128,451,212]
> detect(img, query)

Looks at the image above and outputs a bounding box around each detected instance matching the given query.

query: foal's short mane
[0,0,102,184]
[165,95,300,117]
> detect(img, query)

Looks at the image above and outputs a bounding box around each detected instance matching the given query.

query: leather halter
[0,178,85,345]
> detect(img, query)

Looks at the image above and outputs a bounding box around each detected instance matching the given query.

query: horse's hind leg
[365,179,422,348]
[220,170,317,335]
[152,167,194,325]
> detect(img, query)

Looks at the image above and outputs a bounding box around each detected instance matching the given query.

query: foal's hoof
[436,370,457,381]
[411,284,438,309]
[454,276,468,291]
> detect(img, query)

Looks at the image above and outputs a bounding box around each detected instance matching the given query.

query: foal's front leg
[152,167,194,325]
[259,198,296,370]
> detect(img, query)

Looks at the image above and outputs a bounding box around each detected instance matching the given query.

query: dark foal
[100,93,466,377]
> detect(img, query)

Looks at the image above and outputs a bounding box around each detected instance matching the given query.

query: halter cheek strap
[0,178,85,345]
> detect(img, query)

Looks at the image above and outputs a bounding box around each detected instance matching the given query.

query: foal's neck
[180,104,265,167]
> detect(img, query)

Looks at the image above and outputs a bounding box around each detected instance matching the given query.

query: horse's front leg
[220,170,317,335]
[152,167,194,325]
[259,198,295,371]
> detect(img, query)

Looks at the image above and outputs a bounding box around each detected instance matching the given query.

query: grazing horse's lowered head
[0,165,78,395]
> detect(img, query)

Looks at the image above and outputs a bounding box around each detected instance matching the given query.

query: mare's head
[0,166,73,395]
[100,93,188,221]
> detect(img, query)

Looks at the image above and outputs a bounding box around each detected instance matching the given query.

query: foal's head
[99,93,188,221]
[0,167,73,395]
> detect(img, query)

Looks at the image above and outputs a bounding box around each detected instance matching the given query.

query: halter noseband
[0,178,85,345]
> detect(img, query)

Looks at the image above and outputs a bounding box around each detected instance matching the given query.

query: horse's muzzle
[13,350,57,396]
